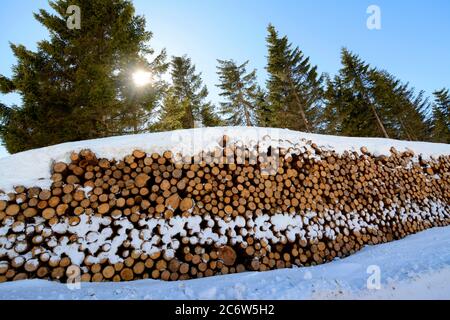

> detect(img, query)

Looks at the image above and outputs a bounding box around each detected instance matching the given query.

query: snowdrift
[0,127,449,283]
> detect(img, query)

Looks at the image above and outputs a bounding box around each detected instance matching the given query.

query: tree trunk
[369,103,389,138]
[287,74,311,132]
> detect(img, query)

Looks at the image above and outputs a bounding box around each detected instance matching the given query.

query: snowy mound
[1,126,449,193]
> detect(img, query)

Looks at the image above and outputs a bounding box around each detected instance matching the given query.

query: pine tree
[323,49,389,138]
[265,24,323,132]
[152,88,186,131]
[254,88,273,127]
[320,76,347,135]
[369,70,429,141]
[323,49,430,140]
[430,88,450,143]
[216,59,260,126]
[156,55,220,130]
[200,102,224,127]
[0,0,167,153]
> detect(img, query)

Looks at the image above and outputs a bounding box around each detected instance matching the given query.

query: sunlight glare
[132,70,153,87]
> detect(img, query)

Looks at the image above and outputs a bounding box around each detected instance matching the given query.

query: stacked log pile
[1,135,449,283]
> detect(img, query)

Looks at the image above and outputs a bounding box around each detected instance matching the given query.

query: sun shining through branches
[132,70,154,87]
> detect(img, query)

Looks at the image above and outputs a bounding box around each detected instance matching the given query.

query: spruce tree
[265,24,323,132]
[323,49,389,138]
[216,59,260,126]
[200,102,224,127]
[320,76,347,135]
[369,70,429,141]
[323,49,430,140]
[153,88,186,131]
[431,88,450,143]
[254,88,273,127]
[156,55,220,130]
[0,0,167,153]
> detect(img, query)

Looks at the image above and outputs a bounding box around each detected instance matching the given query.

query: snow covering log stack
[1,134,450,283]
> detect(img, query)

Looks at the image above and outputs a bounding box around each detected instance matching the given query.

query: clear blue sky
[0,1,449,147]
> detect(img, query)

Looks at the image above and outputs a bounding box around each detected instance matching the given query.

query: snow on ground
[0,145,8,159]
[1,127,450,193]
[1,225,450,300]
[315,267,450,300]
